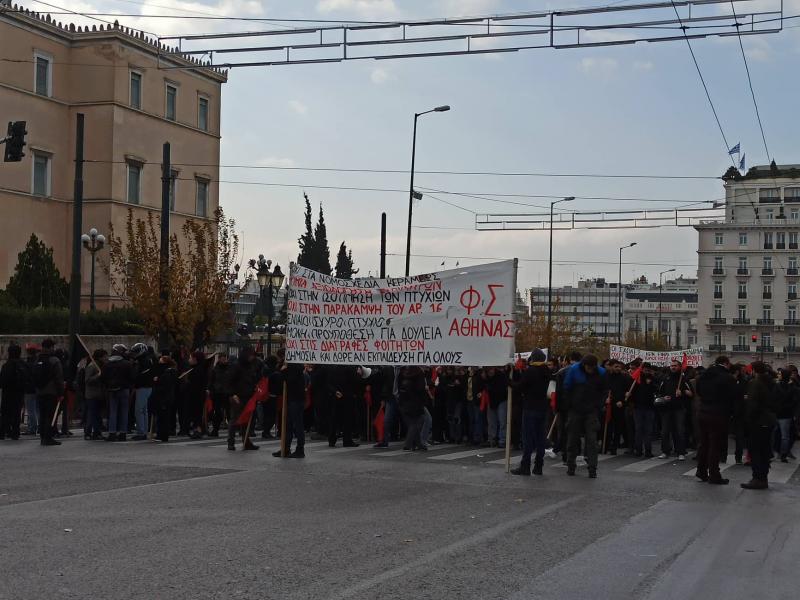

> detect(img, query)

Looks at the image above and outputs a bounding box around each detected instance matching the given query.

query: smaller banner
[609,344,704,368]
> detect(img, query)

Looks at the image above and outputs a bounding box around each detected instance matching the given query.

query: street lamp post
[547,196,575,348]
[618,242,637,344]
[80,228,106,311]
[658,268,676,347]
[252,255,285,357]
[405,104,450,277]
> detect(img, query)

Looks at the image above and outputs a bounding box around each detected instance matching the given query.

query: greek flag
[728,143,740,155]
[739,153,746,171]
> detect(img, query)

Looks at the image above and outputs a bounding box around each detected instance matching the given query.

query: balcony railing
[708,318,727,325]
[785,346,798,353]
[756,345,775,353]
[733,318,751,325]
[714,292,723,299]
[757,319,775,325]
[737,268,750,275]
[761,268,774,276]
[777,243,786,250]
[712,268,726,275]
[738,292,748,299]
[709,344,726,352]
[789,293,798,300]
[763,292,772,299]
[732,345,751,352]
[764,243,774,249]
[788,268,799,276]
[786,319,800,326]
[791,243,799,250]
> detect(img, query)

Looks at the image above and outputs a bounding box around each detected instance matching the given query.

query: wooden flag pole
[148,415,155,440]
[280,381,289,457]
[242,410,255,449]
[504,384,513,473]
[51,399,61,428]
[546,413,559,441]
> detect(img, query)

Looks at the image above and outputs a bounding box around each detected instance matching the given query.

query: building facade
[696,164,800,362]
[530,278,622,340]
[623,277,698,349]
[0,4,226,308]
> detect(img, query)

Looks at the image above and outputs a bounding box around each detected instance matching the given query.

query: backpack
[33,355,55,389]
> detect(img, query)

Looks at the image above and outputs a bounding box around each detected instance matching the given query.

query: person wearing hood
[101,344,135,442]
[0,343,26,440]
[511,349,550,476]
[694,355,736,484]
[563,355,608,478]
[34,338,64,446]
[327,366,360,448]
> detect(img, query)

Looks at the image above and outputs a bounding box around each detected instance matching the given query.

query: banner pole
[505,258,519,474]
[280,381,289,457]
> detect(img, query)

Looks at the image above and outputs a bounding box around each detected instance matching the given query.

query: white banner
[609,344,704,368]
[285,260,516,366]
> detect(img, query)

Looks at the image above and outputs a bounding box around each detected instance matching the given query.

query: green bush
[0,306,144,335]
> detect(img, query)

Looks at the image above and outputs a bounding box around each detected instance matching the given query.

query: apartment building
[623,277,698,349]
[530,278,621,339]
[696,164,800,362]
[0,3,227,308]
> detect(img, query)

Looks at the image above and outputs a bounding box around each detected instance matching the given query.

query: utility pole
[380,212,387,278]
[68,113,84,376]
[159,142,170,352]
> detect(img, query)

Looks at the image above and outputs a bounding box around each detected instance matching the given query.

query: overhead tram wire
[729,0,772,163]
[386,253,697,268]
[669,0,737,170]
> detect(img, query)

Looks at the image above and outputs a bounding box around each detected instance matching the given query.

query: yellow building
[0,3,227,308]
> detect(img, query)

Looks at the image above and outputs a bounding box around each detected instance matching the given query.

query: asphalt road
[1,433,799,600]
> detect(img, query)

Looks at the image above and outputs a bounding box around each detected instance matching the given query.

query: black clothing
[152,365,179,442]
[516,364,550,412]
[0,358,27,439]
[328,366,358,445]
[632,379,657,410]
[101,356,135,392]
[398,369,427,417]
[695,364,736,416]
[657,372,692,411]
[133,355,156,388]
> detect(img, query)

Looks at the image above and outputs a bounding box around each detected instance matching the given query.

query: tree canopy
[334,242,358,280]
[5,233,69,308]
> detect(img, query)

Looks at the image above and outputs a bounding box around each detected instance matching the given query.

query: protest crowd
[1,338,798,490]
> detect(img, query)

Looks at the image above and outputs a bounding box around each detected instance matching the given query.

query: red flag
[65,389,76,414]
[630,365,643,384]
[364,385,373,409]
[431,368,439,385]
[373,405,385,441]
[550,391,556,412]
[681,353,688,372]
[744,363,753,375]
[204,391,213,416]
[514,357,526,371]
[305,384,313,411]
[254,338,263,357]
[479,389,490,412]
[235,377,269,427]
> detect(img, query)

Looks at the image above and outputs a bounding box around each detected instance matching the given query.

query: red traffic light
[751,334,758,343]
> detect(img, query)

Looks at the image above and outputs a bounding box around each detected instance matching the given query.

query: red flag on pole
[630,365,643,384]
[235,377,269,427]
[373,405,385,441]
[681,353,688,372]
[204,391,213,416]
[431,368,439,385]
[364,385,373,409]
[604,399,613,424]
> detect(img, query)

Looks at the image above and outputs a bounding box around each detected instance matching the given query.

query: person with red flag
[628,363,657,458]
[227,347,263,451]
[272,348,306,458]
[656,359,693,461]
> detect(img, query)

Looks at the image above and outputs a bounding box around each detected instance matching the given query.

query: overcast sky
[23,0,800,293]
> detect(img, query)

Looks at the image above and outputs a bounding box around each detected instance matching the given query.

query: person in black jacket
[101,344,135,442]
[694,355,736,484]
[774,369,798,462]
[152,355,179,443]
[741,362,778,489]
[208,354,232,437]
[131,343,155,441]
[628,364,657,458]
[606,360,632,455]
[0,343,26,440]
[185,351,209,439]
[730,364,749,464]
[656,360,693,460]
[327,366,359,448]
[272,349,306,458]
[398,366,428,451]
[553,352,582,463]
[227,347,262,451]
[485,366,509,448]
[563,355,608,478]
[35,338,64,446]
[511,350,550,476]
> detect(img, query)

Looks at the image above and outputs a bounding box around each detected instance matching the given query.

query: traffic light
[3,121,27,162]
[751,334,758,344]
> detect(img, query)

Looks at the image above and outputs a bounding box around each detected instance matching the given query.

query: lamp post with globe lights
[81,228,105,311]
